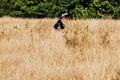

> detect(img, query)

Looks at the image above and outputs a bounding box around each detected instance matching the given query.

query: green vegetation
[0,0,120,19]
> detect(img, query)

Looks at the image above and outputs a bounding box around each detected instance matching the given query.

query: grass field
[0,17,120,80]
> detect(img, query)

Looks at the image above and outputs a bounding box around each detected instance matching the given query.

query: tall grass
[0,17,120,80]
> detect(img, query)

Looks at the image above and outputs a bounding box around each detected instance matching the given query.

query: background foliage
[0,0,120,19]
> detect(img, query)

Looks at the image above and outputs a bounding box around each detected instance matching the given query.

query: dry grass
[0,17,120,80]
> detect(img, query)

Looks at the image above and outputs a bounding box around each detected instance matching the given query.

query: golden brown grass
[0,17,120,80]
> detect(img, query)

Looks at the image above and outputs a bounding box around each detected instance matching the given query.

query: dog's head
[54,13,68,30]
[54,22,65,30]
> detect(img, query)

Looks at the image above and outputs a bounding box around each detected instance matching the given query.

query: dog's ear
[60,24,65,29]
[54,23,58,30]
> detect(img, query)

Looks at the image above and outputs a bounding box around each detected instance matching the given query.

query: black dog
[54,19,65,30]
[54,13,68,30]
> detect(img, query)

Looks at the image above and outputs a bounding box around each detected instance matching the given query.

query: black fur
[54,19,65,30]
[54,13,68,30]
